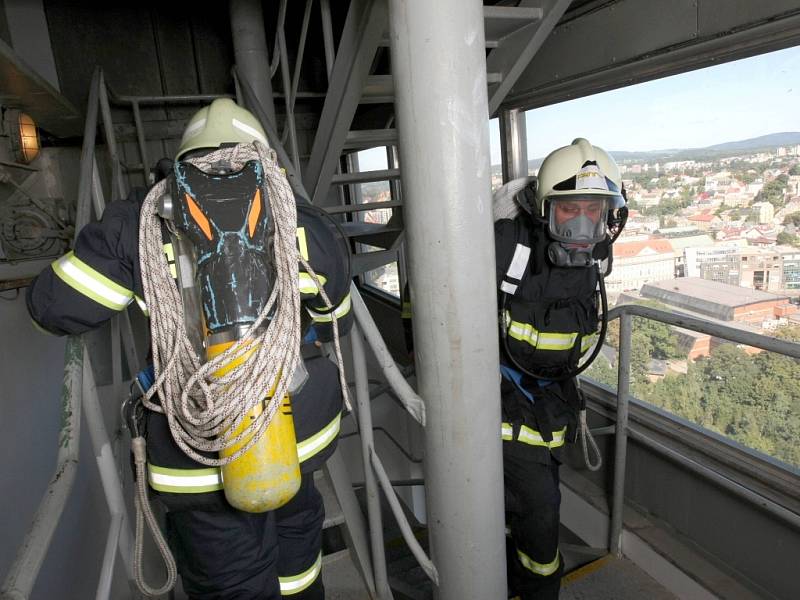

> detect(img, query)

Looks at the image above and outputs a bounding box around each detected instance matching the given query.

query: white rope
[138,141,349,466]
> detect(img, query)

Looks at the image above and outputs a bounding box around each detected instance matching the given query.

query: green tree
[777,231,799,246]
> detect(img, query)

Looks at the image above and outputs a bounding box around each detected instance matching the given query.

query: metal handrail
[606,303,800,556]
[0,338,83,600]
[1,67,140,600]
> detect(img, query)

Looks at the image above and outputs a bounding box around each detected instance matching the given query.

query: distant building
[668,234,715,277]
[641,277,797,326]
[777,246,800,291]
[739,247,782,292]
[686,212,721,231]
[751,202,775,225]
[684,244,741,285]
[605,239,676,295]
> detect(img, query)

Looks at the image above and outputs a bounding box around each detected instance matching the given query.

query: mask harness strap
[130,142,352,596]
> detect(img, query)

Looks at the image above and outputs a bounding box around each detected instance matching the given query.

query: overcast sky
[358,45,800,171]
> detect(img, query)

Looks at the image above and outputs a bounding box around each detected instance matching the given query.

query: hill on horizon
[518,132,800,171]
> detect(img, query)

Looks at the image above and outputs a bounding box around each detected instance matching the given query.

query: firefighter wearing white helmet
[493,138,625,599]
[27,98,352,599]
[177,97,270,158]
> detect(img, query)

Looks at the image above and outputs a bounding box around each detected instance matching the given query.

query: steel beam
[505,0,800,111]
[387,1,507,598]
[304,0,388,207]
[499,108,528,182]
[486,0,572,116]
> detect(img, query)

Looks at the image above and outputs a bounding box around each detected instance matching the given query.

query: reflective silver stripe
[517,425,567,449]
[279,552,322,594]
[306,293,352,323]
[500,281,518,294]
[147,464,224,493]
[297,413,341,463]
[501,423,513,441]
[135,295,150,317]
[52,251,133,310]
[232,118,268,146]
[182,117,206,140]
[506,243,531,281]
[518,548,560,576]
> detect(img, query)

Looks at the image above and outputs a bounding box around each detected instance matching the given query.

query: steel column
[387,1,507,598]
[499,108,528,182]
[610,312,633,557]
[230,0,277,129]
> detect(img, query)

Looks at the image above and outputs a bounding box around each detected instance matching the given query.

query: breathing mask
[546,195,609,268]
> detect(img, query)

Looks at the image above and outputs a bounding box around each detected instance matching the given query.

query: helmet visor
[547,196,609,244]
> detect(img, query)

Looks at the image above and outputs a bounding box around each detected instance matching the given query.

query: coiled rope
[132,141,351,596]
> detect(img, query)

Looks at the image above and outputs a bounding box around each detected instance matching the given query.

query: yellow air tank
[207,340,301,512]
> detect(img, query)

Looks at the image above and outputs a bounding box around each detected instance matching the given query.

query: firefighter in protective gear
[27,98,352,599]
[495,138,624,599]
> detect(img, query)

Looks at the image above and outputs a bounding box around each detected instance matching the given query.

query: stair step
[331,168,401,185]
[483,5,543,47]
[322,548,373,600]
[344,128,398,151]
[315,470,346,530]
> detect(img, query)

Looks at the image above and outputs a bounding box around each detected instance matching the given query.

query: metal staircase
[301,0,570,277]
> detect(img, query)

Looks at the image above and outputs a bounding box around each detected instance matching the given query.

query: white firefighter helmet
[535,138,624,245]
[176,98,269,160]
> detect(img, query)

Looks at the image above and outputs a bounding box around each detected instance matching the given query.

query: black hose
[500,263,608,382]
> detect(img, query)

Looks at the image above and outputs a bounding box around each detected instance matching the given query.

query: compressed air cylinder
[208,341,301,513]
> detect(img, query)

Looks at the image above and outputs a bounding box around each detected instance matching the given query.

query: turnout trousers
[166,473,325,600]
[501,375,576,599]
[504,442,562,600]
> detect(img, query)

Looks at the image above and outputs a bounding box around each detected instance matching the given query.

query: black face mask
[172,160,274,335]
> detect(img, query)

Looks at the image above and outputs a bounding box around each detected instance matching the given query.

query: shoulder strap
[500,243,530,295]
[499,222,531,296]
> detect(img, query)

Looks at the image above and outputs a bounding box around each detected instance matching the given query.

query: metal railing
[605,303,800,556]
[0,338,82,600]
[1,67,141,600]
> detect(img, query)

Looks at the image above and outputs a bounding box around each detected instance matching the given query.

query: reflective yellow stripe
[147,464,224,493]
[307,293,351,323]
[297,413,341,463]
[135,295,150,317]
[581,334,597,353]
[279,552,322,595]
[296,227,309,261]
[147,414,341,495]
[52,251,133,310]
[299,272,328,294]
[518,548,560,576]
[505,311,577,351]
[401,301,412,319]
[501,422,513,441]
[163,243,177,279]
[517,425,567,449]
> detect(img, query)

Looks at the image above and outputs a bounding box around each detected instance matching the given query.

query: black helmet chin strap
[500,262,609,382]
